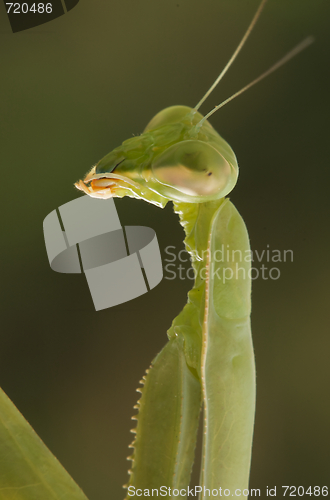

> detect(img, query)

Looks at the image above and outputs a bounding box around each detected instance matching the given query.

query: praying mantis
[75,1,313,498]
[0,1,313,500]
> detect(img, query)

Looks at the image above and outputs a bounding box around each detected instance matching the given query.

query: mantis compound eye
[151,140,237,200]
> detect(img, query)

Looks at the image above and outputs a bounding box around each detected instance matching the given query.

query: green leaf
[0,387,89,500]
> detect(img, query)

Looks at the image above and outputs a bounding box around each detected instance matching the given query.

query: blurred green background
[0,0,329,498]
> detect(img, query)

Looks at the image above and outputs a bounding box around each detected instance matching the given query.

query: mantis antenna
[194,0,268,112]
[196,35,314,129]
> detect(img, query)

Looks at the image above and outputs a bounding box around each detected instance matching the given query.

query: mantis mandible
[76,1,312,497]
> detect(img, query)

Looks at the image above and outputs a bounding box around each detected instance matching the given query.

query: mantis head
[75,0,312,209]
[75,105,238,207]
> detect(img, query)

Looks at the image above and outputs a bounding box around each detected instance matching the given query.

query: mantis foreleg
[126,338,201,499]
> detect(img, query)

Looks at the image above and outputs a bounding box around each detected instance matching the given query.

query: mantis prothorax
[76,1,313,498]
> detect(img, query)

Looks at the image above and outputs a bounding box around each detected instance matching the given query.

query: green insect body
[74,3,312,497]
[0,2,313,499]
[76,105,255,498]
